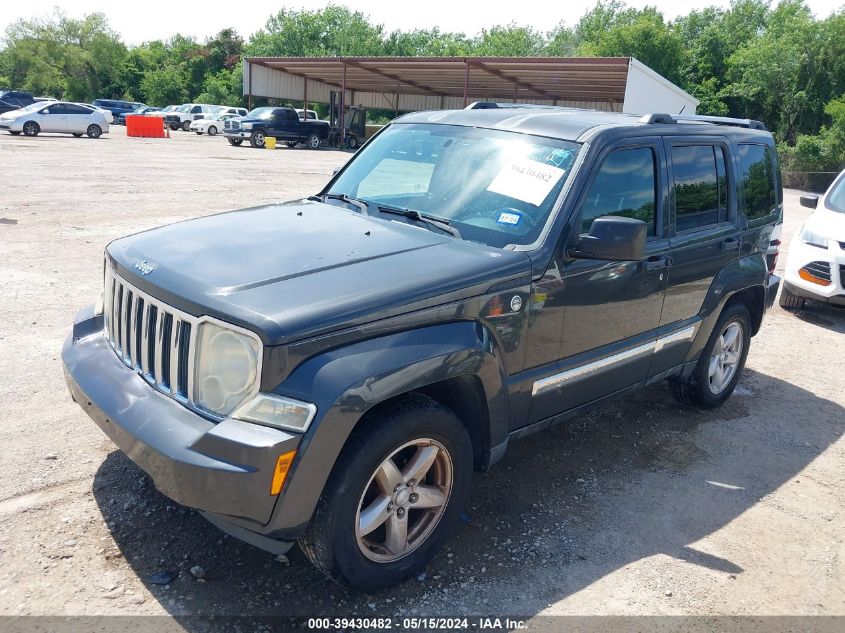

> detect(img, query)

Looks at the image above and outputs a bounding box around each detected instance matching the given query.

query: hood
[107,200,531,345]
[805,208,845,243]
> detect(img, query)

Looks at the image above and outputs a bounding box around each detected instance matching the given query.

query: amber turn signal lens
[798,268,831,286]
[270,450,297,496]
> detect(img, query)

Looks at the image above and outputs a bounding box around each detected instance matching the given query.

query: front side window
[329,123,581,248]
[42,104,67,115]
[579,147,657,236]
[737,144,777,221]
[672,144,728,231]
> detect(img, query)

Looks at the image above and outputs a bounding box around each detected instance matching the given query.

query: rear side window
[65,104,92,114]
[672,145,729,231]
[737,144,776,221]
[579,147,657,236]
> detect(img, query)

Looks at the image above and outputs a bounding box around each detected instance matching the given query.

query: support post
[303,76,308,119]
[247,60,253,111]
[340,61,347,145]
[462,60,470,108]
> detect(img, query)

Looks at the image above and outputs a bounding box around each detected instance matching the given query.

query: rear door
[64,104,93,132]
[651,136,738,374]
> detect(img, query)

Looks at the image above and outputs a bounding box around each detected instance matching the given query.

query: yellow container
[265,136,276,150]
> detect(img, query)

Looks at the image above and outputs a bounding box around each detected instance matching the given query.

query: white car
[781,170,845,309]
[0,101,110,138]
[190,112,241,136]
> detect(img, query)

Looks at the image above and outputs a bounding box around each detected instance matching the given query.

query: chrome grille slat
[103,266,199,406]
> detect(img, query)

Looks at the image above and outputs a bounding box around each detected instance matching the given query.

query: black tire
[22,121,39,137]
[306,133,321,150]
[299,394,473,590]
[9,131,21,135]
[228,138,243,146]
[779,285,806,310]
[347,135,359,150]
[72,133,83,137]
[207,126,218,136]
[86,124,102,139]
[286,141,298,148]
[181,120,191,131]
[671,302,751,409]
[169,125,179,131]
[249,129,266,148]
[195,131,202,135]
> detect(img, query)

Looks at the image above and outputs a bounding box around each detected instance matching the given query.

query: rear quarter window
[736,143,777,222]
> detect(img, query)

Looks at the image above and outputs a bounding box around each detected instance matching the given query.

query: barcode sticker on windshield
[487,158,566,206]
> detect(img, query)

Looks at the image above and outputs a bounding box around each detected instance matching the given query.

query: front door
[39,103,68,132]
[527,139,670,423]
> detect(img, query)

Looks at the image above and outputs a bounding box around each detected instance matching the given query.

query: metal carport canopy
[243,56,634,110]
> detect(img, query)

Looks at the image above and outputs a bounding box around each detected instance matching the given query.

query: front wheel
[72,133,83,137]
[671,303,751,408]
[207,126,218,136]
[249,130,266,148]
[286,141,298,148]
[86,124,102,139]
[195,131,202,135]
[22,121,39,136]
[181,121,191,131]
[9,131,21,135]
[306,133,321,150]
[346,135,359,150]
[228,138,243,146]
[299,395,472,590]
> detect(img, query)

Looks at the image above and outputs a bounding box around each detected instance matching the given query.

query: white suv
[781,169,845,309]
[165,104,227,131]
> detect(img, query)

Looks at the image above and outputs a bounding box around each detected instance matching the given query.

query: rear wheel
[86,124,102,139]
[307,133,321,150]
[249,130,266,148]
[299,394,472,590]
[228,138,243,146]
[169,125,179,131]
[22,121,39,137]
[347,135,359,150]
[779,286,806,310]
[672,303,751,409]
[181,120,191,131]
[207,126,218,136]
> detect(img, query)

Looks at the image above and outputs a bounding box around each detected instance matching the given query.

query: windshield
[20,102,44,112]
[328,123,580,248]
[825,173,845,214]
[176,105,191,113]
[247,107,275,120]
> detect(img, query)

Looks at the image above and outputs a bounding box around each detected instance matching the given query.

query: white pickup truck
[164,104,246,131]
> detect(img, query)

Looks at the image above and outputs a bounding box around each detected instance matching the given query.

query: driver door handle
[644,254,672,272]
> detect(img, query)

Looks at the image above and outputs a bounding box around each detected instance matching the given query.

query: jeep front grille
[103,265,195,404]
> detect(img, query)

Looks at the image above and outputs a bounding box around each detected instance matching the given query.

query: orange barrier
[125,115,167,138]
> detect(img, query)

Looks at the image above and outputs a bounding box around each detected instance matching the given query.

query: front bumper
[62,306,301,528]
[783,238,845,304]
[0,120,22,131]
[224,129,250,139]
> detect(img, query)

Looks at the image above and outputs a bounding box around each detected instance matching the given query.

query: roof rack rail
[464,101,569,111]
[639,112,767,131]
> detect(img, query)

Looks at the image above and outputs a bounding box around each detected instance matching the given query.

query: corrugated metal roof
[244,56,633,104]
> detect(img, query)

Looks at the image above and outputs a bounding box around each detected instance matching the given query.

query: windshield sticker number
[497,211,521,225]
[487,158,566,206]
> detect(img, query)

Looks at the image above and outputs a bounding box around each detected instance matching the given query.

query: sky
[1,0,842,45]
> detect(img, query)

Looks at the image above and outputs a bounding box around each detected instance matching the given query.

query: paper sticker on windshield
[497,211,521,225]
[487,158,566,206]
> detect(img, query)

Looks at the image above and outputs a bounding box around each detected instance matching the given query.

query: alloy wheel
[708,321,743,394]
[355,439,453,563]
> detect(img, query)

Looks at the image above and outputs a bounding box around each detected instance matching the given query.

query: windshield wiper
[376,204,461,239]
[310,193,369,215]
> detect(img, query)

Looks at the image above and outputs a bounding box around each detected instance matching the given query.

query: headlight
[800,226,828,249]
[242,122,253,130]
[194,321,261,416]
[234,393,317,433]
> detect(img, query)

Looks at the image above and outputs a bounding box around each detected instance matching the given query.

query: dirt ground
[0,126,842,624]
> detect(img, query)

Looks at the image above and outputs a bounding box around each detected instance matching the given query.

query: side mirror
[799,194,819,209]
[569,216,647,261]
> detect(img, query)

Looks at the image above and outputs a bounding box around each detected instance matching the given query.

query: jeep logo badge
[134,261,155,275]
[510,295,523,312]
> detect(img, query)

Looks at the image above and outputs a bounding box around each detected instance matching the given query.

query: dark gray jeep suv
[63,106,782,589]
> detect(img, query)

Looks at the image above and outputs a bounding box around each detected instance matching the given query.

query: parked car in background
[223,106,330,148]
[165,104,230,131]
[0,101,110,137]
[780,169,845,309]
[0,90,38,114]
[189,111,241,136]
[92,99,145,124]
[146,105,178,118]
[117,106,161,125]
[219,107,248,117]
[296,108,319,120]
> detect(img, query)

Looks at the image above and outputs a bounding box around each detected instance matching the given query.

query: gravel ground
[0,127,842,622]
